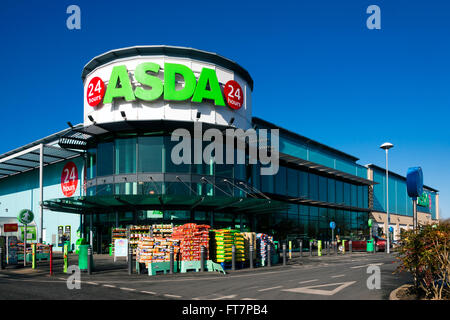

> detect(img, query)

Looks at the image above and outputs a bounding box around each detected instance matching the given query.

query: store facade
[0,46,439,252]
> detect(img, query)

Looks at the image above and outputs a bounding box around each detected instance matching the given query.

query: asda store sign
[86,63,243,110]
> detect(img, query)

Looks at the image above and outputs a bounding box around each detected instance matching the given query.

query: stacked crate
[210,229,234,263]
[151,224,173,238]
[256,233,274,264]
[136,236,180,264]
[233,231,245,262]
[172,223,210,261]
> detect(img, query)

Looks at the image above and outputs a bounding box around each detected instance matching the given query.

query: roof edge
[252,117,360,162]
[365,164,439,192]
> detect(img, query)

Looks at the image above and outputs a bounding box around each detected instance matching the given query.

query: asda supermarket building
[0,46,439,252]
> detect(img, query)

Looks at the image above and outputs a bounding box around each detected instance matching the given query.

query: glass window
[328,178,336,203]
[96,183,113,195]
[261,173,274,194]
[363,186,368,209]
[86,148,97,179]
[309,206,318,219]
[138,136,163,172]
[299,205,309,216]
[165,136,190,173]
[344,182,351,206]
[115,138,136,174]
[351,184,357,207]
[115,182,138,195]
[138,181,163,195]
[97,141,114,177]
[336,180,343,204]
[287,168,299,197]
[275,166,287,196]
[319,176,327,202]
[357,185,363,208]
[299,171,308,198]
[309,173,319,200]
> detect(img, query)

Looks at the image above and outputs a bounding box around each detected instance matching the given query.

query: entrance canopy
[43,195,288,215]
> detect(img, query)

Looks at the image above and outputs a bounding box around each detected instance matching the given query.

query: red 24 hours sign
[86,77,105,107]
[61,162,78,197]
[224,80,243,110]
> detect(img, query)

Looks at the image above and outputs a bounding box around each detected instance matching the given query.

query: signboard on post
[18,209,34,266]
[407,167,424,230]
[114,239,128,262]
[58,226,64,247]
[18,210,34,225]
[3,224,18,233]
[19,226,37,241]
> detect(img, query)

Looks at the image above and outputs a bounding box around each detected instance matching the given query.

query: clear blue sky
[1,0,449,218]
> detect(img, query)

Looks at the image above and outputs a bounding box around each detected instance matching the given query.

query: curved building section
[82,46,253,130]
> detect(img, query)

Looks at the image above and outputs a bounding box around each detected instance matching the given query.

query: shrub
[396,220,450,300]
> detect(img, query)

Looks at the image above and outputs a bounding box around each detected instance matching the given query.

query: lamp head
[380,142,394,150]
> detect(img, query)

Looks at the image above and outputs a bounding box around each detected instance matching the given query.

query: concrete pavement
[0,251,411,300]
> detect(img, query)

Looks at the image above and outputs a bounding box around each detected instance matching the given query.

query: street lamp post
[380,142,394,254]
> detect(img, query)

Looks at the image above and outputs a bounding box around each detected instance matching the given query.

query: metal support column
[39,143,44,243]
[89,214,93,249]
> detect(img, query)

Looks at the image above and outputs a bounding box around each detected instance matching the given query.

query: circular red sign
[86,77,105,107]
[224,80,244,110]
[61,162,78,197]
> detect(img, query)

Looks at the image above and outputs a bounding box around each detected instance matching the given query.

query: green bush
[396,220,450,300]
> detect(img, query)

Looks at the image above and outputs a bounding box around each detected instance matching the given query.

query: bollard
[49,245,53,276]
[249,245,254,269]
[169,246,174,274]
[309,241,312,257]
[87,246,92,275]
[128,245,133,275]
[288,241,292,259]
[299,240,303,258]
[318,240,322,257]
[200,246,205,272]
[32,243,36,269]
[63,244,68,273]
[267,244,271,267]
[0,246,4,270]
[349,240,352,254]
[342,240,346,255]
[334,241,338,255]
[232,245,236,271]
[326,241,329,255]
[282,243,287,266]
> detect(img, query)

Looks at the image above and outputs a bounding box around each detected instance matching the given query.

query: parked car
[343,235,387,252]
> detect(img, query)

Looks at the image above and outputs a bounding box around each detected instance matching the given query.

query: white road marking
[257,285,283,292]
[299,279,319,284]
[164,294,182,298]
[120,287,136,291]
[141,291,157,295]
[211,294,237,300]
[103,284,116,288]
[86,282,99,285]
[350,263,383,269]
[331,274,345,278]
[282,281,356,296]
[241,298,258,300]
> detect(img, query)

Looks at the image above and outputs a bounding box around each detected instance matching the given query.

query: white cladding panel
[83,56,252,130]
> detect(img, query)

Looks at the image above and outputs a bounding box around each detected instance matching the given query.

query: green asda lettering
[102,63,226,106]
